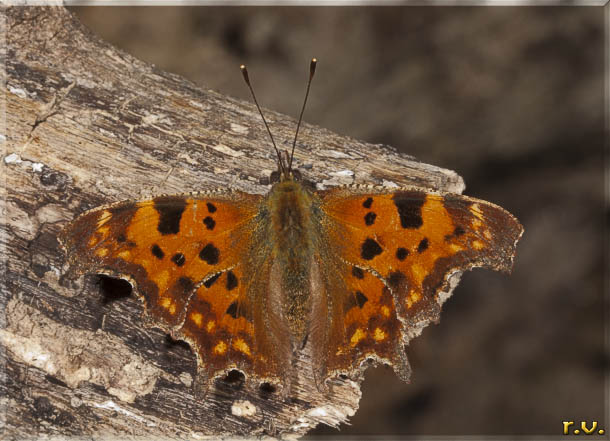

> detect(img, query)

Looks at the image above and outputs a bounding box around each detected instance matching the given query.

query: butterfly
[60,58,523,396]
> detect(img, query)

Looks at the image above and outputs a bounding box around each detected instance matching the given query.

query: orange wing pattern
[59,191,288,384]
[317,186,523,380]
[61,182,523,393]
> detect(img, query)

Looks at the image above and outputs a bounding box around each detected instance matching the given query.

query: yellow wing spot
[233,338,251,356]
[470,203,483,218]
[449,243,464,253]
[159,299,177,315]
[190,312,203,327]
[96,210,112,229]
[470,203,485,228]
[95,247,109,257]
[412,290,422,302]
[206,320,216,333]
[472,240,485,250]
[483,229,492,240]
[118,250,131,260]
[411,263,425,285]
[88,236,99,247]
[350,328,366,347]
[214,341,227,355]
[155,270,170,292]
[406,289,422,309]
[381,305,390,317]
[373,327,387,342]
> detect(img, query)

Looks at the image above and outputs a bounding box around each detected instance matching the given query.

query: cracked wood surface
[1,6,466,439]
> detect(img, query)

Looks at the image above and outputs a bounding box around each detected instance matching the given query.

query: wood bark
[1,6,466,439]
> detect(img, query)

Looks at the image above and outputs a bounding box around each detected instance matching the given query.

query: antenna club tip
[309,58,317,77]
[240,65,250,84]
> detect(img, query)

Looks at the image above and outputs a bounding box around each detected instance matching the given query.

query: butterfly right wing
[311,185,523,385]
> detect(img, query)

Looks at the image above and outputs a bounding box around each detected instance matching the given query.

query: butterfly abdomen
[267,180,317,343]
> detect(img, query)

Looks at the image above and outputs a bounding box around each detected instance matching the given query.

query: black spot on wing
[154,197,187,235]
[203,216,216,230]
[203,272,221,288]
[225,300,249,320]
[171,253,185,267]
[352,266,365,279]
[344,290,368,311]
[151,244,164,259]
[362,197,373,209]
[392,191,425,229]
[361,238,383,260]
[417,238,429,253]
[206,202,217,213]
[226,301,239,319]
[117,234,126,243]
[445,225,467,241]
[396,247,409,261]
[387,271,406,290]
[364,212,377,226]
[177,276,194,290]
[199,243,219,265]
[226,270,238,291]
[169,276,195,299]
[355,291,368,308]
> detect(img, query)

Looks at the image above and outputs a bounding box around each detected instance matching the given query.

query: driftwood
[1,6,467,439]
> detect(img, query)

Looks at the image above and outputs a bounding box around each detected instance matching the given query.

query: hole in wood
[259,382,276,397]
[224,369,246,385]
[164,334,191,352]
[96,275,132,304]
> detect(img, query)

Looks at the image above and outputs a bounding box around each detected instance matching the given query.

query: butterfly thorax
[266,179,317,343]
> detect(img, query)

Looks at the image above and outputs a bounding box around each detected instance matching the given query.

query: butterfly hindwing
[316,186,523,380]
[310,255,409,384]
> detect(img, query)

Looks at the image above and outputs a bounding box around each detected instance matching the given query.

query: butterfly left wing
[314,186,523,383]
[60,192,291,387]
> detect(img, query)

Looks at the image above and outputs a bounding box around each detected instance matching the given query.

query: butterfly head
[240,59,317,185]
[269,168,304,185]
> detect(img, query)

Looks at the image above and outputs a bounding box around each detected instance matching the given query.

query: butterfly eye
[269,170,281,184]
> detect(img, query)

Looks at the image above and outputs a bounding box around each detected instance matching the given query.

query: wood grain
[2,6,466,438]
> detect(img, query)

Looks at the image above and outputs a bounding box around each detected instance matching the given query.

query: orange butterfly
[60,59,523,395]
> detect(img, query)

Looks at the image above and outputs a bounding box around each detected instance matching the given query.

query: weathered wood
[1,6,466,439]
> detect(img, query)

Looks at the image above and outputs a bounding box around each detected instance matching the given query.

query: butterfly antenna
[288,58,317,174]
[240,64,285,176]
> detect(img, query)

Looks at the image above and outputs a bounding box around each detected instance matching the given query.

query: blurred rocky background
[70,7,606,438]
